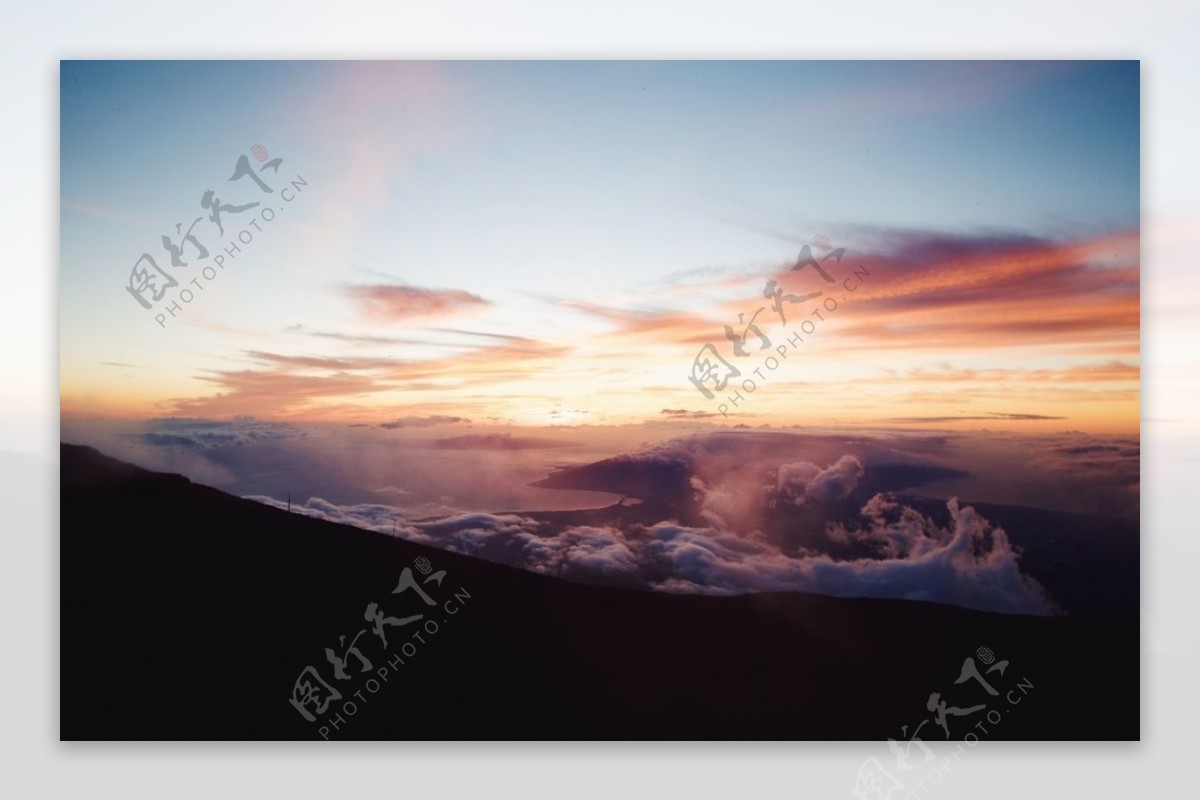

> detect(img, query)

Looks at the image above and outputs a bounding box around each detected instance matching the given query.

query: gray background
[6,0,1194,796]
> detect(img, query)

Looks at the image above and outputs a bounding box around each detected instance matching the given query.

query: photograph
[58,60,1140,746]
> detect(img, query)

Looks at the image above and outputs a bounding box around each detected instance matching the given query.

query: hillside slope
[60,444,1138,740]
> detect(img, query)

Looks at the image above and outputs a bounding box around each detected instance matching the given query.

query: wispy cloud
[811,61,1078,122]
[297,62,464,259]
[343,284,491,322]
[159,335,572,419]
[661,408,723,419]
[833,229,1139,353]
[884,412,1066,424]
[380,415,470,429]
[298,328,457,347]
[148,227,1137,427]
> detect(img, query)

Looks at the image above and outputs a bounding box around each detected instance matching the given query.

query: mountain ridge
[60,443,1138,740]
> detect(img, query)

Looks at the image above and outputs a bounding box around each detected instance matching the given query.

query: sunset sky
[60,61,1139,433]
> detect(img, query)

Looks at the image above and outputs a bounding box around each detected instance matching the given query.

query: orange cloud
[158,334,573,420]
[120,227,1139,432]
[343,284,491,322]
[827,230,1139,354]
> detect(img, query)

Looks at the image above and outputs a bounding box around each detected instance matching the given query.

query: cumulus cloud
[652,494,1050,614]
[683,451,870,534]
[246,495,412,533]
[776,455,865,507]
[815,495,1055,615]
[248,488,1055,616]
[519,526,641,579]
[115,425,1064,617]
[437,493,1052,615]
[690,476,743,530]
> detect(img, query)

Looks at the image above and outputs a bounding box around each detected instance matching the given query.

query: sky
[60,60,1140,433]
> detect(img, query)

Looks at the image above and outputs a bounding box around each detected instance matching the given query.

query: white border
[6,0,1197,797]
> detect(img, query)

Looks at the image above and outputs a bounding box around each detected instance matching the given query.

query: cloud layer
[249,451,1054,616]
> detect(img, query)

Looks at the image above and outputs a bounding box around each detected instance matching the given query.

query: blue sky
[60,60,1139,429]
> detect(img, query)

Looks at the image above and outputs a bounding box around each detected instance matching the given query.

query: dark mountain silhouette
[61,444,1137,740]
